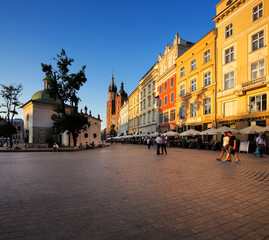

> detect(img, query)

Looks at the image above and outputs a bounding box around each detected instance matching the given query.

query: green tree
[41,49,88,147]
[0,83,23,147]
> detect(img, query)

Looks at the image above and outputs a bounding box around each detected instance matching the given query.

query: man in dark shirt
[223,131,240,163]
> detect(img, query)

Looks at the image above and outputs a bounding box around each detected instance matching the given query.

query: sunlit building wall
[213,0,269,133]
[175,29,217,132]
[138,63,158,134]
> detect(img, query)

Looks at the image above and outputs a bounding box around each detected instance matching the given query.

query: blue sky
[0,0,219,130]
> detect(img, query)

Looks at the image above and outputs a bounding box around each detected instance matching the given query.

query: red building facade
[158,73,177,131]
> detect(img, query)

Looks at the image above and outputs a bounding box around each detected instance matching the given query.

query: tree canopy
[0,83,23,146]
[41,49,88,146]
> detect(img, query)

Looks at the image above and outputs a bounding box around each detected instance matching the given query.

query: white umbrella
[264,126,269,132]
[135,133,148,137]
[200,128,217,135]
[150,132,159,137]
[179,129,201,136]
[163,131,180,137]
[238,125,265,134]
[215,126,238,134]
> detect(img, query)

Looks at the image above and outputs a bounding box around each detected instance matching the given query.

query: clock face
[226,0,233,6]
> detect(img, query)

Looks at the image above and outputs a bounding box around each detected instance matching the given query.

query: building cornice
[213,0,246,23]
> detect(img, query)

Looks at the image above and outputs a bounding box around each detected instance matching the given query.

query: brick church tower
[106,75,128,136]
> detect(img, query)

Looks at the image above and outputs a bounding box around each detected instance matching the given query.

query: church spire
[108,73,117,93]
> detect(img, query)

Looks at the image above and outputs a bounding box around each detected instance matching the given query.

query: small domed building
[22,77,102,147]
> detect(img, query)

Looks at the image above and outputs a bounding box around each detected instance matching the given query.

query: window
[191,59,196,71]
[204,98,211,115]
[224,72,234,90]
[137,117,139,126]
[153,111,156,122]
[153,82,156,90]
[140,92,143,99]
[143,89,146,97]
[148,112,151,123]
[252,31,264,51]
[253,3,263,21]
[180,67,185,77]
[171,92,174,103]
[180,85,185,96]
[225,47,234,63]
[140,103,142,111]
[159,86,162,94]
[153,95,156,104]
[159,99,162,108]
[143,114,146,124]
[159,112,163,124]
[140,116,142,125]
[225,23,233,38]
[164,96,168,105]
[170,109,175,122]
[250,94,267,113]
[148,85,151,94]
[180,106,185,119]
[143,100,146,109]
[191,79,197,92]
[204,72,211,86]
[251,60,264,79]
[190,102,197,117]
[223,101,236,117]
[148,97,151,107]
[204,50,210,63]
[164,82,168,91]
[164,111,169,123]
[171,77,174,87]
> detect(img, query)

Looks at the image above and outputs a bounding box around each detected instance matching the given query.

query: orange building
[106,75,128,136]
[158,73,177,132]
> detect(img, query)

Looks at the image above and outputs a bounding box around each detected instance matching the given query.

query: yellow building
[128,86,140,134]
[176,29,217,132]
[214,0,269,133]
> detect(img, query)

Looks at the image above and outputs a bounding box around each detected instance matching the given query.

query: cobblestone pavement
[0,144,268,240]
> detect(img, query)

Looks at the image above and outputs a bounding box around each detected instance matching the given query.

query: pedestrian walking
[256,133,266,157]
[161,135,167,155]
[223,131,240,163]
[156,134,162,155]
[146,137,151,150]
[216,132,229,161]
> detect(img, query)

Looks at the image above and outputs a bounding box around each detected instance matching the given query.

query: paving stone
[0,145,268,239]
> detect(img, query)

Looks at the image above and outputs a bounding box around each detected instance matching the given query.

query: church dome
[31,90,59,104]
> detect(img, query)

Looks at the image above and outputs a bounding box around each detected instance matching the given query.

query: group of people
[216,131,240,163]
[155,135,167,155]
[217,131,267,162]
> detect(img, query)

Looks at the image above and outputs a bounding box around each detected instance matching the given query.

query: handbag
[256,147,259,155]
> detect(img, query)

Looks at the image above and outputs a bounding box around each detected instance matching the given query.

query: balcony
[236,76,268,96]
[242,76,268,89]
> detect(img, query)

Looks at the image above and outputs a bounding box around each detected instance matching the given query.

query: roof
[31,90,59,105]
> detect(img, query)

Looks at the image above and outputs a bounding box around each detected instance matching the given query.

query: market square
[0,145,268,240]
